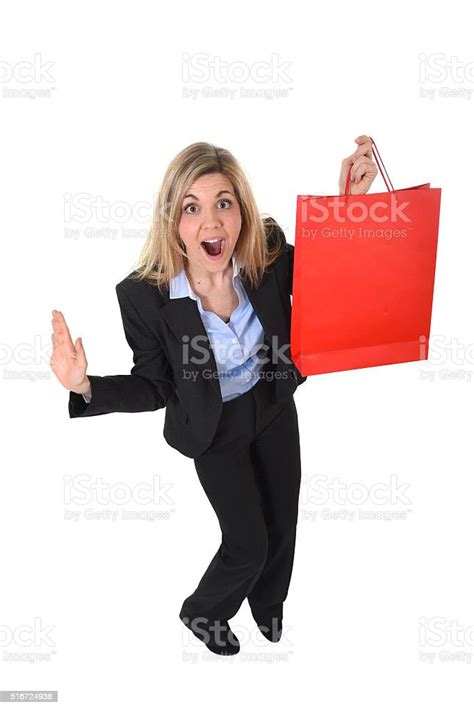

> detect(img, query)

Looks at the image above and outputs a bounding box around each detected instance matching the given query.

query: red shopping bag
[290,137,442,376]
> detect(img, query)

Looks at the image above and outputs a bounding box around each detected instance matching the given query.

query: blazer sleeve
[68,284,175,418]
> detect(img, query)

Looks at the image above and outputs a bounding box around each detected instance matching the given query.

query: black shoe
[250,603,283,643]
[180,614,240,656]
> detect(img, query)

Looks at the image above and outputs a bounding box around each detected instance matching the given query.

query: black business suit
[68,216,307,632]
[68,218,307,458]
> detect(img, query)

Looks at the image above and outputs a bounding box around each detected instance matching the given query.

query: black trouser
[179,374,301,624]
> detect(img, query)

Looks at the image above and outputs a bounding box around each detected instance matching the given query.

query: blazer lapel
[158,266,287,391]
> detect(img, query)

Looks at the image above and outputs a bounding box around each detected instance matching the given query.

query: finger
[74,336,84,359]
[353,160,377,183]
[341,154,357,182]
[52,311,75,350]
[51,332,62,360]
[50,332,59,368]
[351,157,376,179]
[353,143,373,162]
[350,157,369,180]
[341,153,355,168]
[342,145,373,173]
[50,330,70,363]
[352,139,373,162]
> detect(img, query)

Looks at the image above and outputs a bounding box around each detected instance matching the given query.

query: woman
[50,136,377,656]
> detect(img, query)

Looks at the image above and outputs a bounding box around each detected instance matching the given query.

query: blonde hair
[130,142,282,291]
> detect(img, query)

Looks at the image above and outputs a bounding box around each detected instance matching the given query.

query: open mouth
[201,238,225,259]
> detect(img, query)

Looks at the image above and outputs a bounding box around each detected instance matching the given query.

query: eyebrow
[183,190,234,201]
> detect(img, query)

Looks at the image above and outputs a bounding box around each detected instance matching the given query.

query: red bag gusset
[290,137,442,376]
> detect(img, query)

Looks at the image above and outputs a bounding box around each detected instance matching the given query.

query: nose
[200,205,224,229]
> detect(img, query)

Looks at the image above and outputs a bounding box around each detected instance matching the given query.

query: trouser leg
[179,389,268,623]
[247,395,301,618]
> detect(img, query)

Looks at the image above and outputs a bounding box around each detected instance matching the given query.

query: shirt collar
[169,249,241,301]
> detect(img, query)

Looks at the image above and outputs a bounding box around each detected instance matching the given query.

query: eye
[183,199,233,214]
[218,199,233,208]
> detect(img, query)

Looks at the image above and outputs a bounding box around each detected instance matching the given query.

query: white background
[1,0,473,708]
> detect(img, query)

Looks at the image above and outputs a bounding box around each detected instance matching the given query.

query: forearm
[69,373,174,418]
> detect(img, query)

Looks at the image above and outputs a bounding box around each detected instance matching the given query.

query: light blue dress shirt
[169,250,267,402]
[82,250,266,404]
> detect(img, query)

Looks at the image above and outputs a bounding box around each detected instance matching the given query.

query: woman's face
[178,173,242,272]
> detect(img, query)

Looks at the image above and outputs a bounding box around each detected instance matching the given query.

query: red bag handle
[344,136,394,195]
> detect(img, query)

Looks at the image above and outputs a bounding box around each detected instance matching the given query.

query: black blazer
[68,217,307,458]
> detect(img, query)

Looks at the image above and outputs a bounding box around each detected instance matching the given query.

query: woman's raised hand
[50,309,91,395]
[339,135,378,195]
